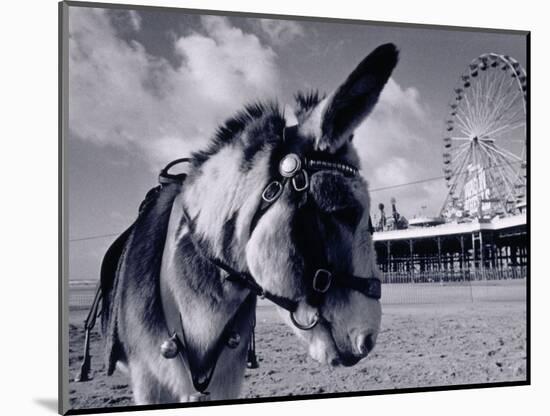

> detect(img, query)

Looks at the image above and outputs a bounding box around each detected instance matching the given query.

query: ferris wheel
[440,53,527,219]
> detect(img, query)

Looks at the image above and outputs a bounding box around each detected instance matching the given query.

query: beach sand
[68,300,526,411]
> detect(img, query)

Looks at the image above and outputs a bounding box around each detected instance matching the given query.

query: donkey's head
[183,44,398,366]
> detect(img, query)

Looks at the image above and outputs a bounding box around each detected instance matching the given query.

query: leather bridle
[176,128,381,331]
[159,128,382,395]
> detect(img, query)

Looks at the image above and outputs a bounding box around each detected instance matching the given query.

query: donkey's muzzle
[330,333,375,367]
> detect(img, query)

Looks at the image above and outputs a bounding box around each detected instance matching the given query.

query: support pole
[387,241,392,273]
[472,232,477,271]
[460,235,465,271]
[479,232,484,271]
[409,239,414,277]
[437,236,442,283]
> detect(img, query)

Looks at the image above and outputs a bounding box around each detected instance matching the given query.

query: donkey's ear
[317,43,399,152]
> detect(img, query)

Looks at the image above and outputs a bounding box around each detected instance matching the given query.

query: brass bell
[160,334,179,359]
[226,331,240,349]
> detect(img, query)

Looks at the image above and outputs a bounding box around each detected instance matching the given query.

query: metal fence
[381,266,527,284]
[69,286,98,310]
[378,267,527,304]
[69,267,527,309]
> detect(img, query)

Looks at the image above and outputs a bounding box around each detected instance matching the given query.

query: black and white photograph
[60,1,529,413]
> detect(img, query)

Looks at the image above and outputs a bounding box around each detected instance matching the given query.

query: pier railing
[381,266,527,284]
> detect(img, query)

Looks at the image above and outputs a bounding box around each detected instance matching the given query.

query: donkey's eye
[348,134,354,143]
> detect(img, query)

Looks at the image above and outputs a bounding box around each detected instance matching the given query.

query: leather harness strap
[180,203,300,313]
[160,271,256,393]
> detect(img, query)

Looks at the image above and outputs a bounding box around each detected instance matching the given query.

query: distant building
[373,213,527,282]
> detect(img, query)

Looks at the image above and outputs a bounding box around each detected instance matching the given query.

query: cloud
[68,9,280,169]
[352,78,446,217]
[257,19,305,45]
[128,10,142,31]
[68,8,444,216]
[108,9,142,33]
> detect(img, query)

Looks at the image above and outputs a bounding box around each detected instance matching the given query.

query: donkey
[100,43,399,404]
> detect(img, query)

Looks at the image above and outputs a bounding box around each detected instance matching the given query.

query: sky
[66,5,527,281]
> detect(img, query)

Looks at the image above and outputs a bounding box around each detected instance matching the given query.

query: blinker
[279,153,310,192]
[279,153,301,177]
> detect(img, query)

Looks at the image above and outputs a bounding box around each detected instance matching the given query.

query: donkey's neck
[160,193,252,354]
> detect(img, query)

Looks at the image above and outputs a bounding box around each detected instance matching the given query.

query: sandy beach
[68,296,526,411]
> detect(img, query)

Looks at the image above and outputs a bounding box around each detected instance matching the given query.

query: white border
[3,0,548,415]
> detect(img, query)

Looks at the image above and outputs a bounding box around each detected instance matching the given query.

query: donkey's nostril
[365,334,375,353]
[357,333,375,356]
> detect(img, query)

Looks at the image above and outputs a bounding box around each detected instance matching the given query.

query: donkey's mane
[192,101,283,167]
[192,91,326,167]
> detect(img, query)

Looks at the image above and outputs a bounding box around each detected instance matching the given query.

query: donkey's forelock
[190,94,338,170]
[191,101,286,169]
